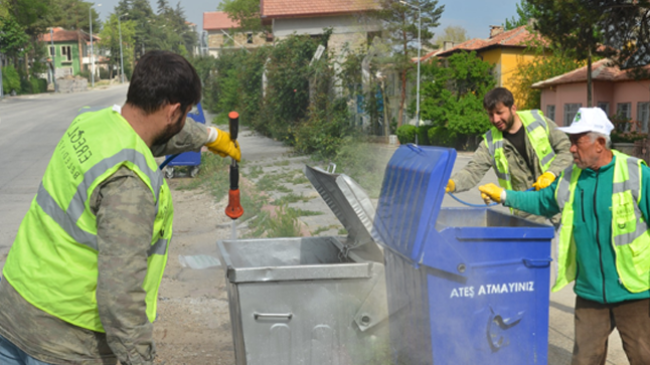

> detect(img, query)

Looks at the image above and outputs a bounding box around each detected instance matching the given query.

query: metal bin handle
[254,312,293,321]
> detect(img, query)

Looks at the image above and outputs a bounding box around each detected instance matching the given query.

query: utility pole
[51,28,57,92]
[90,3,102,87]
[118,13,128,84]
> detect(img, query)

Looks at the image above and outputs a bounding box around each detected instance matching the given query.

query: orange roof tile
[436,25,544,57]
[531,59,650,89]
[261,0,379,19]
[40,27,97,43]
[203,11,240,31]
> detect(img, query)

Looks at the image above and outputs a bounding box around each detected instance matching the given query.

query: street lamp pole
[118,13,128,84]
[400,0,421,129]
[89,3,101,88]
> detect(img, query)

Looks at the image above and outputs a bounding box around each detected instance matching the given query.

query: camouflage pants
[0,334,54,365]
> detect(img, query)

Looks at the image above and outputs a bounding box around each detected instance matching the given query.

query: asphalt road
[0,84,129,261]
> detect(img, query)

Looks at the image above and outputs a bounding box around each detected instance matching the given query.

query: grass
[273,160,290,166]
[293,208,322,216]
[245,165,263,179]
[271,193,305,206]
[176,153,230,201]
[245,204,302,238]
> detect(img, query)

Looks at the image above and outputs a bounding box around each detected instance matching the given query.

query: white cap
[557,107,615,136]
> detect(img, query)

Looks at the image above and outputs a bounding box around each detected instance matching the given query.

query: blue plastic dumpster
[374,145,555,364]
[164,102,207,178]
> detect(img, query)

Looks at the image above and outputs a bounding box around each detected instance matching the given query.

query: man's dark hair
[126,50,201,115]
[483,87,515,111]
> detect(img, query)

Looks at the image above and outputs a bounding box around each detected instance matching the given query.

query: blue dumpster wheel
[190,166,200,178]
[164,166,174,179]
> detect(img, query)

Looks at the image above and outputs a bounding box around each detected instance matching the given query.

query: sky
[95,0,522,40]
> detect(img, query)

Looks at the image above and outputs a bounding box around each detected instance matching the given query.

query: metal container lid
[304,165,378,253]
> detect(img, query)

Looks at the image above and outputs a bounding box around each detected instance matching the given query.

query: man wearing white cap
[479,107,650,364]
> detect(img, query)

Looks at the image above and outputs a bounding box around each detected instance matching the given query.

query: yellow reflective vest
[484,110,556,190]
[3,106,173,332]
[553,151,650,293]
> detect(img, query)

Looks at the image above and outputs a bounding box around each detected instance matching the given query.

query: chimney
[489,25,504,38]
[443,41,455,51]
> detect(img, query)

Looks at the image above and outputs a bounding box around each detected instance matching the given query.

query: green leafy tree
[49,0,102,32]
[433,25,467,48]
[597,0,650,69]
[377,0,444,127]
[511,40,583,110]
[0,14,30,60]
[419,51,495,148]
[219,0,269,33]
[99,13,135,79]
[528,0,604,106]
[503,0,535,30]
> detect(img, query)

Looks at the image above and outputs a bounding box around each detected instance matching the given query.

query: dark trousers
[572,296,650,365]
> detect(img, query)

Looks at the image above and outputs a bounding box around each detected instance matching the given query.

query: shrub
[417,125,433,145]
[28,77,47,93]
[2,66,20,94]
[99,68,109,79]
[428,126,458,147]
[20,77,31,94]
[396,124,417,144]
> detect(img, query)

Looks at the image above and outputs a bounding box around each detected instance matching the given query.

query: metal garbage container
[375,145,555,365]
[217,165,390,365]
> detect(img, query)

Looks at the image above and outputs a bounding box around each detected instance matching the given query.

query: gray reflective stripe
[531,110,549,132]
[612,156,647,246]
[555,167,574,211]
[614,218,648,246]
[148,238,168,256]
[495,170,511,181]
[485,130,496,156]
[36,183,98,251]
[613,158,641,196]
[37,184,166,256]
[525,120,545,133]
[67,149,164,223]
[541,151,556,167]
[527,110,555,167]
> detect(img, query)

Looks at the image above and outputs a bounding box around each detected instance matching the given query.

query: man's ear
[511,103,517,114]
[165,102,182,124]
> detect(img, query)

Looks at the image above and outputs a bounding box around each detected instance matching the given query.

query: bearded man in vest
[0,51,241,365]
[446,87,572,225]
[479,107,650,364]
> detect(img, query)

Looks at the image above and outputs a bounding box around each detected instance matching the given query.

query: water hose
[225,111,243,220]
[159,154,180,170]
[448,187,534,208]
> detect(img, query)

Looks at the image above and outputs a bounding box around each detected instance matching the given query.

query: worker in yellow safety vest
[479,107,650,364]
[446,87,572,225]
[0,50,240,365]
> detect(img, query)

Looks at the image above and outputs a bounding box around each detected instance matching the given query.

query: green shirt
[505,155,650,303]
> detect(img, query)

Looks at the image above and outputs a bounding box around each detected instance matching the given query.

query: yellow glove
[205,127,241,162]
[478,183,504,205]
[446,179,455,193]
[533,171,556,191]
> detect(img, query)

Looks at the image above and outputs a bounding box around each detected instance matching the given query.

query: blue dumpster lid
[373,145,456,262]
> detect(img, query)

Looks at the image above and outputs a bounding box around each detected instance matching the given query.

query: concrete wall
[272,14,380,55]
[539,79,650,127]
[207,30,268,57]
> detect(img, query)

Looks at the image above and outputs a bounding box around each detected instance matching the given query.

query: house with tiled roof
[203,12,270,58]
[532,59,650,129]
[260,0,381,54]
[40,27,100,79]
[430,24,549,102]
